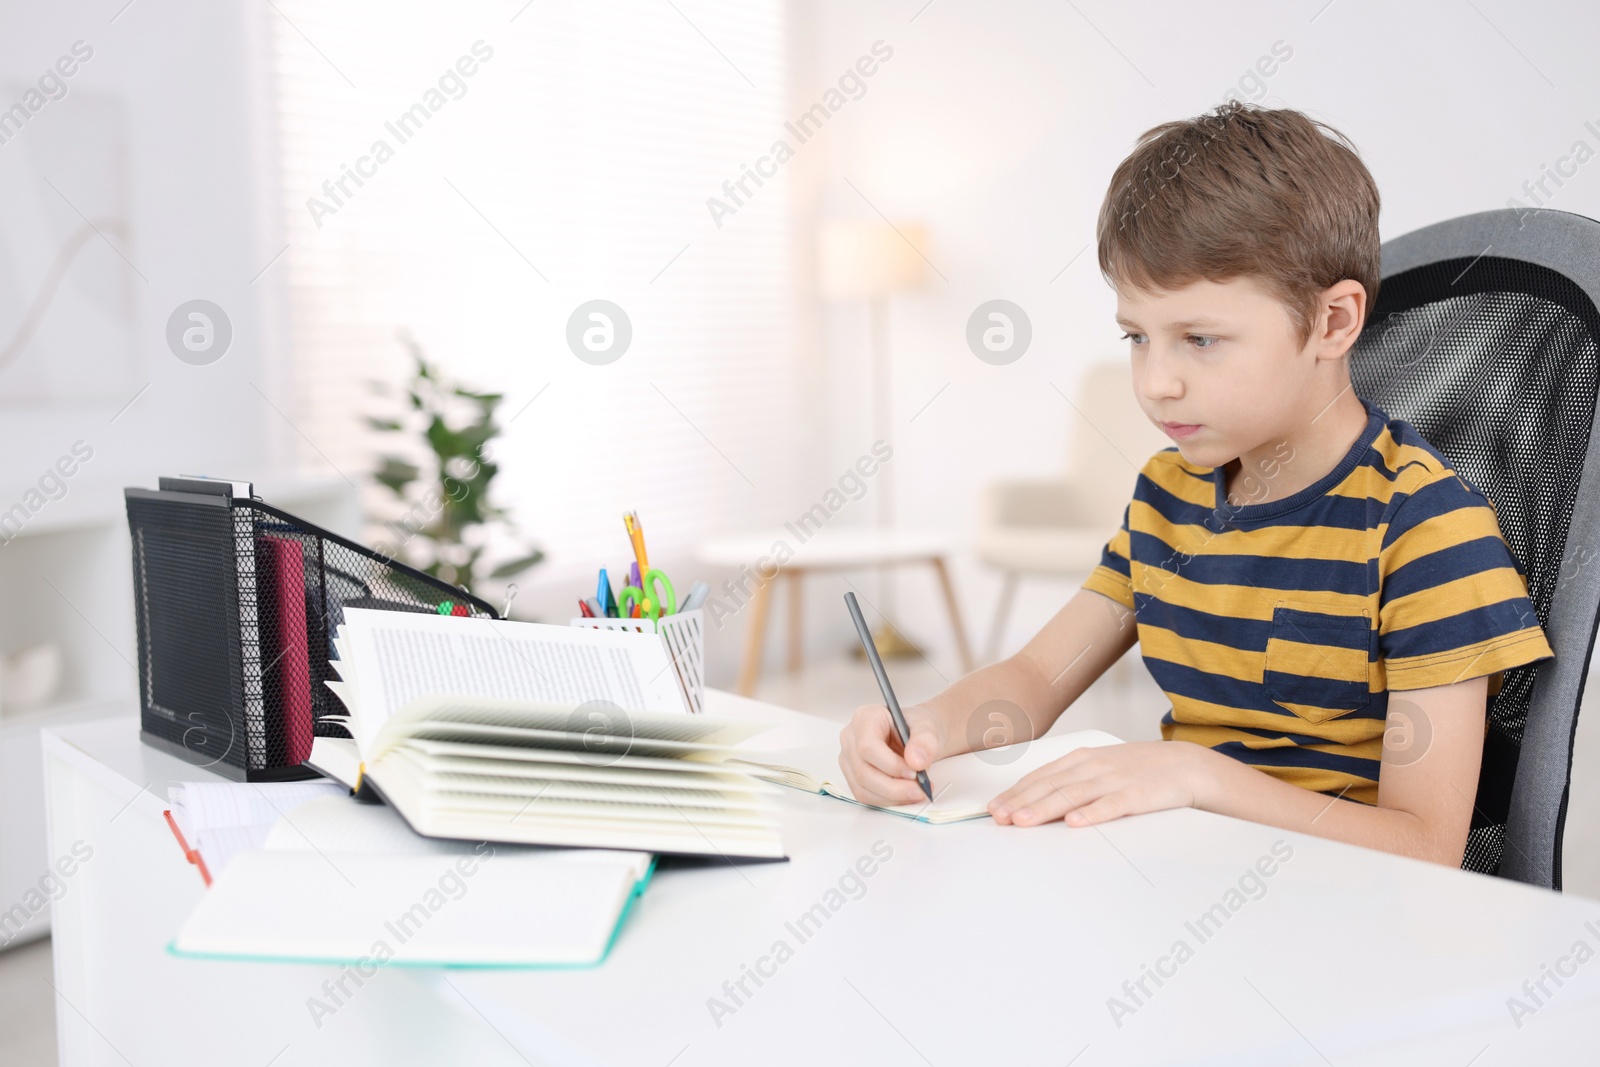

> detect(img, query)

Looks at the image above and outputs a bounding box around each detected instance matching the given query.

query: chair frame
[1372,208,1600,889]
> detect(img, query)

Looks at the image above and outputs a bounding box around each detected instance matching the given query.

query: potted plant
[368,331,543,602]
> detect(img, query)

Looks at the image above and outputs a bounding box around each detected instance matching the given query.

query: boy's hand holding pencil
[838,700,949,808]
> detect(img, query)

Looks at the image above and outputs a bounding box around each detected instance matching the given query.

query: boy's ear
[1314,279,1367,360]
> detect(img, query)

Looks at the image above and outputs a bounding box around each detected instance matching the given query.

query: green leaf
[455,422,496,455]
[426,416,469,460]
[374,456,420,495]
[367,336,536,597]
[383,569,452,608]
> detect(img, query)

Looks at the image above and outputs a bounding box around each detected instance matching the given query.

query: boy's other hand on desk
[989,740,1216,827]
[839,702,949,807]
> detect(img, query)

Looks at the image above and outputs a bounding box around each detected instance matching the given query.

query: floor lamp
[818,219,930,658]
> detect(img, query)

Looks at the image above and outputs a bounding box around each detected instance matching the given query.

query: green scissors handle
[619,569,676,622]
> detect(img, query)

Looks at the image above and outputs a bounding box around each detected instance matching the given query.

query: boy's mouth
[1161,421,1202,440]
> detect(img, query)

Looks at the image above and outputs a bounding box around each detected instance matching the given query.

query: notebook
[307,608,786,859]
[172,797,655,968]
[729,729,1125,824]
[166,780,348,882]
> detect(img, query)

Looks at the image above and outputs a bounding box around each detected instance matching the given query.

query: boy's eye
[1118,331,1217,350]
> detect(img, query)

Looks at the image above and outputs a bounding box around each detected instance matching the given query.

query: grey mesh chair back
[1349,208,1600,888]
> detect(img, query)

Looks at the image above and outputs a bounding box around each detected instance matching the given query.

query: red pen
[164,810,213,887]
[578,599,595,618]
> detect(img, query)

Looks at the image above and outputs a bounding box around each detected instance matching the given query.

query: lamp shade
[817,220,930,300]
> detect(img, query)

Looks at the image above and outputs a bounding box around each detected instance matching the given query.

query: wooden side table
[699,529,974,696]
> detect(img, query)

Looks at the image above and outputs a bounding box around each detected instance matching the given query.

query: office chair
[1349,207,1600,888]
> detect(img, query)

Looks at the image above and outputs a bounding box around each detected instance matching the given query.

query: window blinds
[268,0,800,574]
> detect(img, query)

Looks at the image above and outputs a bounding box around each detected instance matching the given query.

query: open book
[307,609,784,859]
[730,729,1124,824]
[173,796,655,968]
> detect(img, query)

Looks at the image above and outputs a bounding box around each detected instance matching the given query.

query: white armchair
[976,360,1169,661]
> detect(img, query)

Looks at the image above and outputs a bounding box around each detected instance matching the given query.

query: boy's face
[1115,274,1335,469]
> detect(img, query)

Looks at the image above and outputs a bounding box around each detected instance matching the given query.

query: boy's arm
[837,588,1138,807]
[990,675,1487,866]
[1204,678,1486,863]
[924,588,1139,746]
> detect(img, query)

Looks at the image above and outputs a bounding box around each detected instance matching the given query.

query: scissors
[617,568,676,622]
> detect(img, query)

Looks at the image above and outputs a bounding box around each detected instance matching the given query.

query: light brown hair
[1096,101,1381,350]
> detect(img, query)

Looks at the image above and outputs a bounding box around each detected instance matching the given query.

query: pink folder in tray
[258,534,313,765]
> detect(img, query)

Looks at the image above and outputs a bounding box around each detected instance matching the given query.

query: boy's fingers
[903,727,939,771]
[855,726,916,780]
[850,760,930,806]
[902,706,945,769]
[1001,748,1096,796]
[992,766,1076,812]
[988,779,1057,821]
[1062,792,1133,827]
[994,776,1111,825]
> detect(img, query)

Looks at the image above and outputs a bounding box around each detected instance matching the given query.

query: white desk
[44,694,1600,1066]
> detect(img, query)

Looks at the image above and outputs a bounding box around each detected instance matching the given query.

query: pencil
[843,591,934,803]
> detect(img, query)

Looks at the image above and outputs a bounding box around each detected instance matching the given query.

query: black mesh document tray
[125,483,498,781]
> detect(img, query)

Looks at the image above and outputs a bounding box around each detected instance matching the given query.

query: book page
[726,743,840,791]
[736,730,1124,823]
[168,781,348,835]
[407,737,775,775]
[337,608,689,751]
[414,751,775,794]
[262,795,651,878]
[368,751,786,859]
[399,697,764,745]
[305,736,361,790]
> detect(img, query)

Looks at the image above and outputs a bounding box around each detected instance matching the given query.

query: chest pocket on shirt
[1263,602,1373,725]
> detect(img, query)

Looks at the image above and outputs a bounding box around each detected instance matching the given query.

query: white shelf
[0,698,134,948]
[0,696,134,742]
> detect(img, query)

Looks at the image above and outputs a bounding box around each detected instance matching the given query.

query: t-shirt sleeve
[1082,502,1136,612]
[1378,473,1554,692]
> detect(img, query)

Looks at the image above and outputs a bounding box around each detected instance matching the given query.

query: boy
[837,101,1554,867]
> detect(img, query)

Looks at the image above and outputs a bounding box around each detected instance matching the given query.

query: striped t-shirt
[1081,397,1554,805]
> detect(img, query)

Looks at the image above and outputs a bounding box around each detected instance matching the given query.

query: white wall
[0,0,290,497]
[7,0,1597,692]
[0,0,327,943]
[786,0,1600,669]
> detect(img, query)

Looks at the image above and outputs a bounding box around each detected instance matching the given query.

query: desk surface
[44,696,1600,1066]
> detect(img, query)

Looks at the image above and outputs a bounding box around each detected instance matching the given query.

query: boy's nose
[1137,349,1185,402]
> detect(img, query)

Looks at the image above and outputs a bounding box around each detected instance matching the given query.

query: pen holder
[570,609,706,715]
